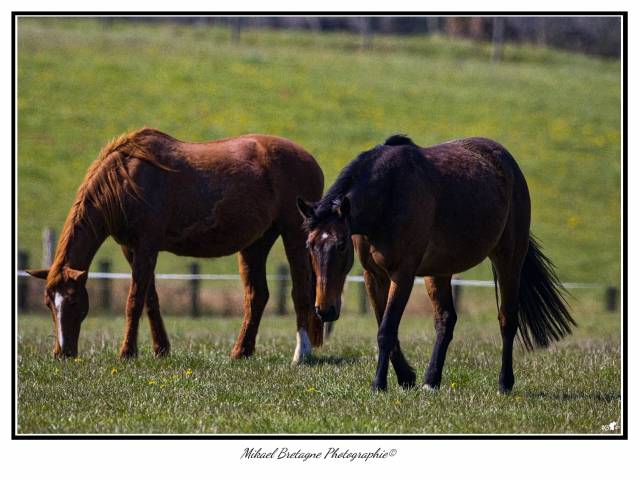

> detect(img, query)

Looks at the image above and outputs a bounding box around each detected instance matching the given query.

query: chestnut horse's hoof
[119,345,138,359]
[230,347,253,359]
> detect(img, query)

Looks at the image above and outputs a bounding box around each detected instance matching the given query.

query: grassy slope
[18,289,620,434]
[17,19,621,285]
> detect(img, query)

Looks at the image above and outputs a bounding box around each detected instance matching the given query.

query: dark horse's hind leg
[490,255,523,394]
[121,246,170,357]
[364,270,416,389]
[231,226,280,359]
[423,276,458,390]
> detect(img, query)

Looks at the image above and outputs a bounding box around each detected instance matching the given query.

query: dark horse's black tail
[516,236,576,350]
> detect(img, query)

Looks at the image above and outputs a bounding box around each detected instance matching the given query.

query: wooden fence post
[97,259,112,313]
[190,262,201,318]
[453,282,462,311]
[277,264,288,316]
[359,276,369,314]
[42,227,56,267]
[605,286,618,312]
[231,17,242,43]
[491,17,505,62]
[18,251,29,311]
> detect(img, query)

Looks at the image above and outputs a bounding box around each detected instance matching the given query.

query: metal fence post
[190,262,201,318]
[277,264,288,316]
[97,259,112,313]
[18,251,29,311]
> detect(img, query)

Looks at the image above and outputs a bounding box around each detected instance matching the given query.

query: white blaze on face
[292,328,312,364]
[54,292,64,349]
[320,233,329,240]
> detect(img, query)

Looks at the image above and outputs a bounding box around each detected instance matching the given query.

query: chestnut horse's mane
[47,128,175,288]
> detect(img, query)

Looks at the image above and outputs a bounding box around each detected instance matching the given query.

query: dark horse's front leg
[120,249,158,359]
[364,270,416,389]
[372,271,415,392]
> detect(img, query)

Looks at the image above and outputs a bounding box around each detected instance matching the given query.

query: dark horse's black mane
[305,134,420,231]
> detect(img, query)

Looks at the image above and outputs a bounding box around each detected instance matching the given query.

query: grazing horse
[26,128,324,363]
[298,135,575,392]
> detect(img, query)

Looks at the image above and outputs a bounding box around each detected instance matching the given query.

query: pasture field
[17,288,620,434]
[17,18,621,285]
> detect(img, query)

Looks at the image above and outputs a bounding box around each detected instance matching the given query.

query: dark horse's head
[26,267,89,358]
[298,196,354,322]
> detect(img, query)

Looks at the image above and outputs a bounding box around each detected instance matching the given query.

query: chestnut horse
[27,128,324,363]
[298,135,575,392]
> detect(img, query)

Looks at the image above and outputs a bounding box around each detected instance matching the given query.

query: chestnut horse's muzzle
[315,305,339,322]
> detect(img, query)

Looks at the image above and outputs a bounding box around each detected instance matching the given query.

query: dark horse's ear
[335,196,351,220]
[25,269,49,280]
[297,197,316,220]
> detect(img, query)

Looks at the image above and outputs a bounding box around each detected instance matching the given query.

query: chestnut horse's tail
[516,236,576,350]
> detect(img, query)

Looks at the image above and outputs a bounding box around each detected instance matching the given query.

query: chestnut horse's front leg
[372,271,415,392]
[120,249,158,359]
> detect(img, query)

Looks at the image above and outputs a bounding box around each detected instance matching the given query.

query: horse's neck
[348,187,381,236]
[54,210,108,273]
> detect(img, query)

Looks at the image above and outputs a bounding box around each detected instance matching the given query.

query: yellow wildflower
[110,367,118,376]
[148,379,157,385]
[185,368,193,377]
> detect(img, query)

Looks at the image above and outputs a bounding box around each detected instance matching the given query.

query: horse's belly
[162,214,272,258]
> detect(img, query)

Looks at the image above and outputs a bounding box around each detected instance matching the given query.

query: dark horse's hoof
[397,369,417,390]
[371,381,388,393]
[153,344,171,357]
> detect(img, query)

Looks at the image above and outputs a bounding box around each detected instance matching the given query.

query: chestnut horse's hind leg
[423,275,458,390]
[121,246,170,357]
[231,226,280,359]
[282,226,324,364]
[145,276,171,357]
[120,248,158,359]
[364,270,416,389]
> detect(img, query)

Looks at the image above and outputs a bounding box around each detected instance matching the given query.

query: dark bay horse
[298,135,575,392]
[27,128,324,363]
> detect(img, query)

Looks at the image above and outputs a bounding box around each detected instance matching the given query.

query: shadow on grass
[303,354,361,366]
[522,391,620,402]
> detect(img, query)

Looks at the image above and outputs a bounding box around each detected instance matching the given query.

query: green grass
[17,18,621,285]
[17,288,621,434]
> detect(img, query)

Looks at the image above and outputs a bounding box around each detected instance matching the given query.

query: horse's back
[386,137,528,275]
[123,131,322,257]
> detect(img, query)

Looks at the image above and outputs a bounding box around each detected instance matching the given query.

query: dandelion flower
[185,368,193,377]
[148,379,157,385]
[110,367,118,376]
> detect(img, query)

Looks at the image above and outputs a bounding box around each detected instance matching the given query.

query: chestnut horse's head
[26,267,89,358]
[298,196,354,322]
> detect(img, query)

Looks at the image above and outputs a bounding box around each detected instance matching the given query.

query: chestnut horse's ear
[25,269,49,280]
[64,267,88,284]
[336,196,351,220]
[297,197,316,220]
